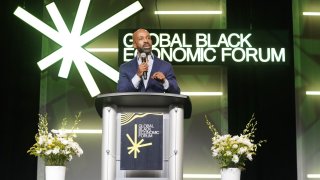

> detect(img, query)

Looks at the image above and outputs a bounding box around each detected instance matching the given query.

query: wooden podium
[95,92,192,180]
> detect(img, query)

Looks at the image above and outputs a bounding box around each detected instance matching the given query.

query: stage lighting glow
[303,12,320,16]
[181,92,223,96]
[183,174,221,178]
[154,11,222,15]
[307,174,320,178]
[14,0,143,97]
[86,48,119,52]
[306,91,320,95]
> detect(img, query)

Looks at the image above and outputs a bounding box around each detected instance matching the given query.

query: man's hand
[151,71,166,83]
[137,62,148,78]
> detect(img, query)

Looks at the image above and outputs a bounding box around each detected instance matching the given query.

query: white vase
[220,168,241,180]
[45,166,66,180]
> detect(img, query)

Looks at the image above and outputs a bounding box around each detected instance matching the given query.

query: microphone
[140,52,147,80]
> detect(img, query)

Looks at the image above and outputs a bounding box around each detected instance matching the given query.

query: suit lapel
[146,58,160,89]
[130,57,139,78]
[150,57,160,76]
[132,57,139,70]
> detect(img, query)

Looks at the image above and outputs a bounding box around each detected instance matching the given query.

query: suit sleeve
[117,63,139,92]
[164,63,181,94]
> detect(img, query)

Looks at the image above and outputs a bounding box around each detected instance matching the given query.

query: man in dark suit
[117,28,180,94]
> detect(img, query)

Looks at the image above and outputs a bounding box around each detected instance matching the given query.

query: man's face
[133,29,152,54]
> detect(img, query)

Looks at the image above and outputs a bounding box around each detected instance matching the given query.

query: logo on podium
[120,113,163,170]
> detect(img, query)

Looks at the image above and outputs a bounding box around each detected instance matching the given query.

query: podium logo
[126,124,152,159]
[138,124,160,138]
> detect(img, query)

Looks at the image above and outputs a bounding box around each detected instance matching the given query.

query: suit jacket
[117,56,180,94]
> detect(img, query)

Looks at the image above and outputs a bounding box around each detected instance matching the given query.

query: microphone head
[140,52,146,58]
[140,52,147,63]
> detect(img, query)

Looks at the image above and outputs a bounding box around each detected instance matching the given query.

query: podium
[95,92,192,180]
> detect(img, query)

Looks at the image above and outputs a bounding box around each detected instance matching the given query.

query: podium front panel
[116,107,169,179]
[119,112,163,170]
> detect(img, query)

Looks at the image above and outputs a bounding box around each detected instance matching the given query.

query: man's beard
[138,46,152,54]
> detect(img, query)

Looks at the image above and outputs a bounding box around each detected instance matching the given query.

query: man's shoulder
[154,57,172,66]
[120,59,136,68]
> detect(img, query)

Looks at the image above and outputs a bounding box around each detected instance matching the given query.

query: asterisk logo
[14,0,143,97]
[126,124,152,159]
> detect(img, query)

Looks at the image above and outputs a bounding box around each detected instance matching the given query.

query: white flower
[27,112,83,166]
[60,137,69,145]
[52,147,60,154]
[48,133,53,138]
[212,149,219,157]
[38,135,46,145]
[247,153,253,161]
[238,147,247,154]
[68,154,73,161]
[231,135,240,141]
[226,151,232,156]
[45,150,53,155]
[232,144,239,149]
[232,154,239,163]
[205,114,266,168]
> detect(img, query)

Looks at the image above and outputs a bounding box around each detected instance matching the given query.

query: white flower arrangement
[205,114,266,169]
[27,112,83,166]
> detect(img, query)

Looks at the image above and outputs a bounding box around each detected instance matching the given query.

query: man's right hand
[137,62,148,78]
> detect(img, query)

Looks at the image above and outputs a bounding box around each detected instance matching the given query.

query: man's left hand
[151,72,166,83]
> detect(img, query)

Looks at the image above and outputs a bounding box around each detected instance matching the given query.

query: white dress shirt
[131,54,169,90]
